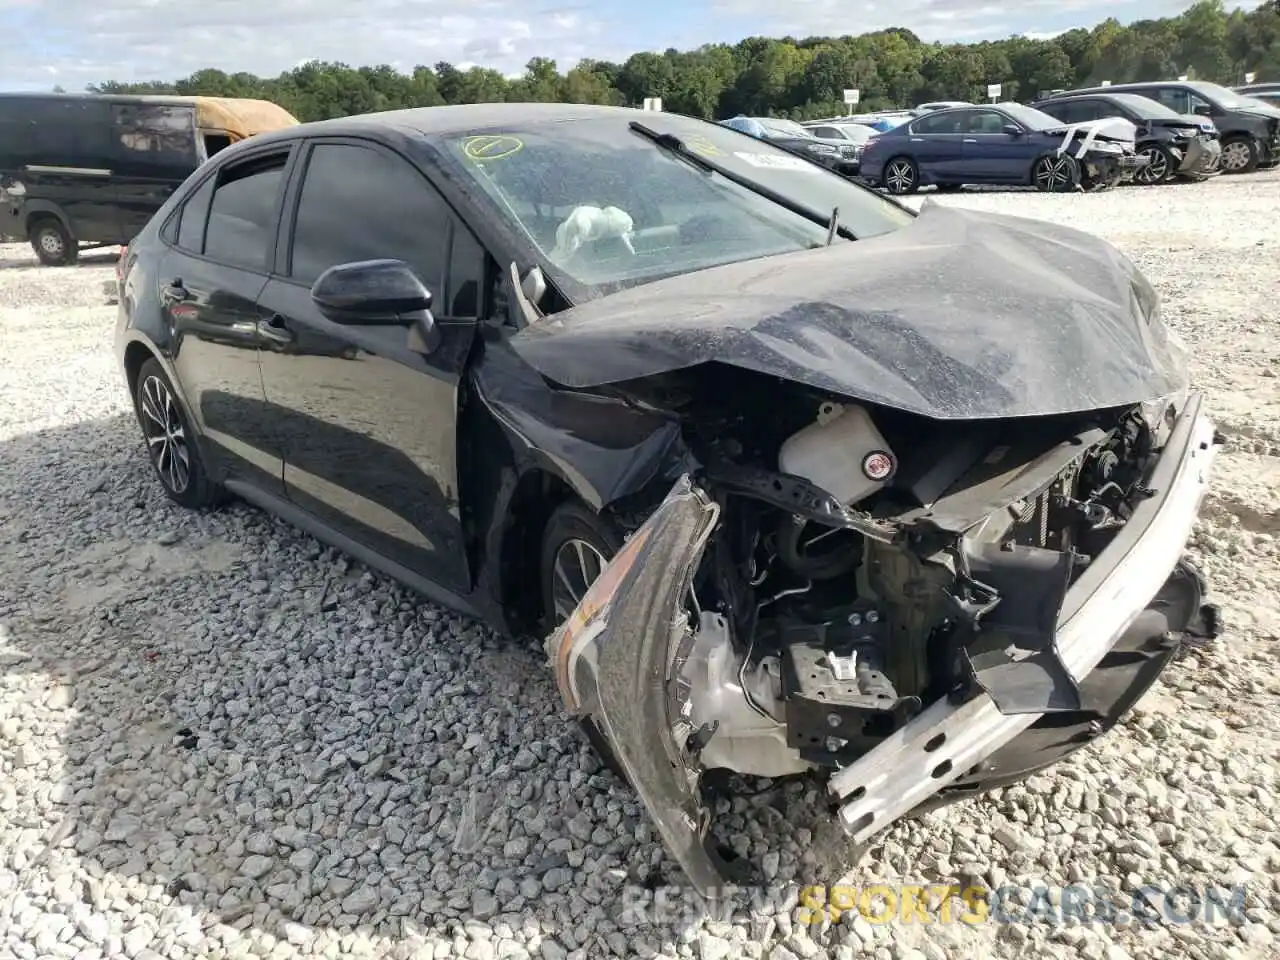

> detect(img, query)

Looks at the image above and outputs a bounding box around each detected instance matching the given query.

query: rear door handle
[963,138,978,143]
[256,314,295,344]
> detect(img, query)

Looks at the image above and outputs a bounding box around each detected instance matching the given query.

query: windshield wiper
[628,121,858,241]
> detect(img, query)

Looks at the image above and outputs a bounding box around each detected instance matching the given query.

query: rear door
[161,144,296,495]
[111,101,201,242]
[905,111,966,179]
[255,137,481,593]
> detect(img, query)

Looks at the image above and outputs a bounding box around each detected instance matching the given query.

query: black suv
[1031,92,1221,183]
[1043,81,1280,173]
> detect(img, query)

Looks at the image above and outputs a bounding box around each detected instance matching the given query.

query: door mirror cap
[1003,124,1023,136]
[310,259,434,326]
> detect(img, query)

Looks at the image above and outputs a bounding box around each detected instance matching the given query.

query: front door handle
[256,315,295,344]
[963,138,978,143]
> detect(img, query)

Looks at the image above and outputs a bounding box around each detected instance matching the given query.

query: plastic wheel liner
[548,396,1220,901]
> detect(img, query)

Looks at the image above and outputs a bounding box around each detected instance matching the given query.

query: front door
[256,138,480,593]
[960,109,1032,182]
[163,145,295,494]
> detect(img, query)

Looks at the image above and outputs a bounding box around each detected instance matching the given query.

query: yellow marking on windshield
[685,135,722,157]
[463,135,525,161]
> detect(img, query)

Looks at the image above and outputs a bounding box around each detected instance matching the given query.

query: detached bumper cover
[1178,136,1222,176]
[828,393,1218,837]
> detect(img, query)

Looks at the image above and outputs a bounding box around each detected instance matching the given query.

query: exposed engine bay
[549,363,1220,896]
[594,365,1181,776]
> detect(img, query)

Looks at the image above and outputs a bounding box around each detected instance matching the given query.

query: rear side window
[203,153,288,270]
[0,98,113,169]
[913,112,963,134]
[112,103,198,176]
[176,175,216,252]
[288,142,449,292]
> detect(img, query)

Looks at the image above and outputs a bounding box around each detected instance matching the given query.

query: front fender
[469,336,697,510]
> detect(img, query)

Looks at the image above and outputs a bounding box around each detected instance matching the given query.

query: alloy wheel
[139,374,192,494]
[1135,147,1169,184]
[1221,140,1252,172]
[550,538,608,622]
[1035,155,1075,191]
[885,160,915,194]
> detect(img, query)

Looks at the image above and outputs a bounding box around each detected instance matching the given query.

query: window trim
[276,135,492,321]
[160,140,298,276]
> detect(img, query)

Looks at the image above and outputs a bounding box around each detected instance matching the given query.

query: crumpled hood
[511,202,1189,420]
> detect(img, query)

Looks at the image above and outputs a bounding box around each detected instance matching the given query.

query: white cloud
[0,0,1268,92]
[0,0,615,90]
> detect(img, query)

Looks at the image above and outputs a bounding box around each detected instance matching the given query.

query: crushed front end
[547,382,1221,898]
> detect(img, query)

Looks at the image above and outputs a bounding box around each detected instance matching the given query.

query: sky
[0,0,1265,92]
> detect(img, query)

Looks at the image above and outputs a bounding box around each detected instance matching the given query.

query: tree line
[82,0,1280,122]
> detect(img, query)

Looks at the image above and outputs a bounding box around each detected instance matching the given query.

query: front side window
[203,152,288,270]
[437,115,913,301]
[288,142,450,292]
[1148,88,1191,114]
[966,111,1010,133]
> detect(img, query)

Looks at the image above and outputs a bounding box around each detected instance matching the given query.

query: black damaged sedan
[115,103,1221,898]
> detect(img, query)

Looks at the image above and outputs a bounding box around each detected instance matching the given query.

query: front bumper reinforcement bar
[828,392,1218,840]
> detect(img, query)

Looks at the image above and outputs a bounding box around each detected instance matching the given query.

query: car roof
[218,102,695,155]
[241,102,660,144]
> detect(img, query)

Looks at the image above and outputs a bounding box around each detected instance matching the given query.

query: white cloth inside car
[548,205,636,264]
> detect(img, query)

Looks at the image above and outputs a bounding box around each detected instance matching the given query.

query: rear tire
[133,358,224,509]
[882,156,919,195]
[1220,135,1259,174]
[29,218,77,266]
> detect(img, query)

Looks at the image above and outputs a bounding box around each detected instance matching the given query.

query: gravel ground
[2,172,1279,960]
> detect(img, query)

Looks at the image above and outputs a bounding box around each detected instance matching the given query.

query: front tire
[1220,136,1259,174]
[882,157,919,195]
[540,499,627,777]
[133,358,223,509]
[29,218,77,266]
[1134,143,1176,185]
[1032,154,1079,192]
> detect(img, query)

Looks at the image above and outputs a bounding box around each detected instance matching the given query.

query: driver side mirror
[1003,124,1023,136]
[1193,104,1213,117]
[310,259,440,353]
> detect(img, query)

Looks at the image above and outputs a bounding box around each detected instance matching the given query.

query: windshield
[999,103,1063,130]
[437,114,914,302]
[1188,81,1259,109]
[1109,94,1182,119]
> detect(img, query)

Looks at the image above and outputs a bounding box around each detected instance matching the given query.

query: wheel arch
[461,339,695,635]
[123,339,159,399]
[22,201,74,237]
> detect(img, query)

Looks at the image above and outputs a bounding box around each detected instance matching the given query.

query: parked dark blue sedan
[859,102,1148,195]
